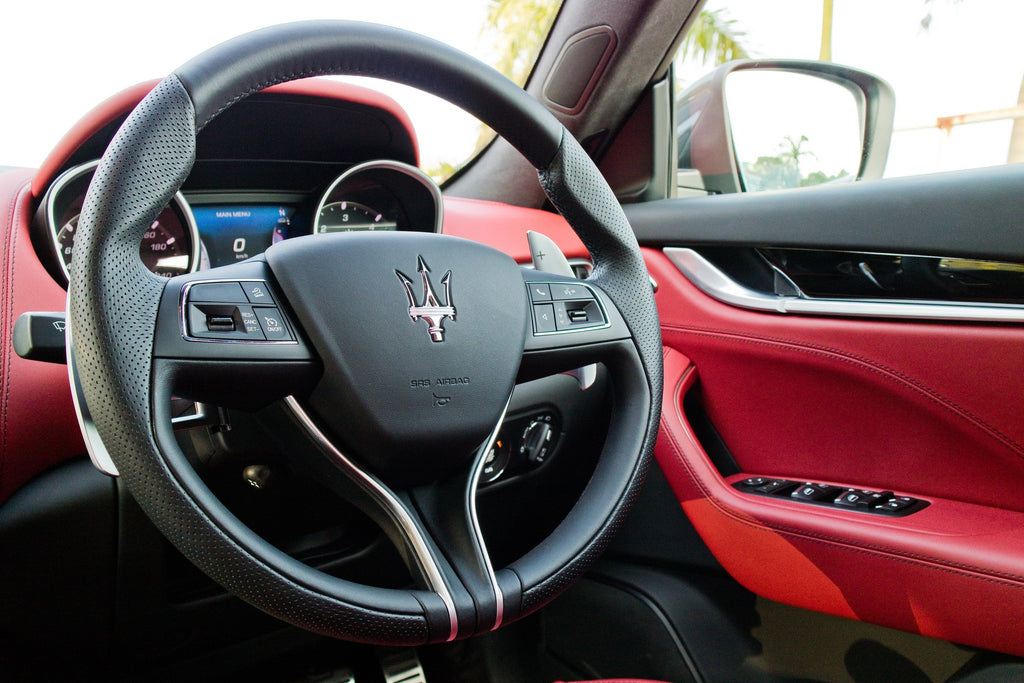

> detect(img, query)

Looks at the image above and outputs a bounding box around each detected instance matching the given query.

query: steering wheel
[67,21,662,644]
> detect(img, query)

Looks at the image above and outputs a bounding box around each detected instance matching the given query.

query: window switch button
[755,479,794,495]
[834,489,873,508]
[874,496,918,513]
[791,483,843,501]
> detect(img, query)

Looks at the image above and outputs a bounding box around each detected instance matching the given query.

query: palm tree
[819,0,833,60]
[677,8,749,67]
[426,0,560,181]
[480,0,561,87]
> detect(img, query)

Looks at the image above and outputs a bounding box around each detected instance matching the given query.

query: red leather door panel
[646,247,1024,657]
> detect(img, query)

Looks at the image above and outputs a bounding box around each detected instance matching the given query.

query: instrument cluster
[39,159,442,284]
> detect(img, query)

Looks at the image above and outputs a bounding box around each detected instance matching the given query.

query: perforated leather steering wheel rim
[67,20,663,644]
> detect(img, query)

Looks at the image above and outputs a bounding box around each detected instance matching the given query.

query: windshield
[2,0,562,182]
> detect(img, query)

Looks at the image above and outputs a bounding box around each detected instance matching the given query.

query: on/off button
[255,307,292,340]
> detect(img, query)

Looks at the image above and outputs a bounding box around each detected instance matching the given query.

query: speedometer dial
[44,161,200,282]
[57,205,194,278]
[317,201,397,233]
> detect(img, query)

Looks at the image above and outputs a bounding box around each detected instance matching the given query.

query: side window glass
[675,1,1024,189]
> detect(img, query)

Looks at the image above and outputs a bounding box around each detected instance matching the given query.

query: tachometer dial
[317,201,397,233]
[313,160,443,235]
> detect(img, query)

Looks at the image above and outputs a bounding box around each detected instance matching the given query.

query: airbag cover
[266,232,528,483]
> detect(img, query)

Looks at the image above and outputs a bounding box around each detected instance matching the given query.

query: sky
[3,0,1023,179]
[1,0,494,172]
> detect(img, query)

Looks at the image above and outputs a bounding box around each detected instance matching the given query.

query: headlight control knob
[521,417,554,465]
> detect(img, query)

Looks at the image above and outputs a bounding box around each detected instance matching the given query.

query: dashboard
[39,156,443,283]
[11,77,594,505]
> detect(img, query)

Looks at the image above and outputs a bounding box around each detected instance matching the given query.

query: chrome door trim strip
[665,247,1024,323]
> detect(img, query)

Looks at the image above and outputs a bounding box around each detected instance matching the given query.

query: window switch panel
[733,477,927,517]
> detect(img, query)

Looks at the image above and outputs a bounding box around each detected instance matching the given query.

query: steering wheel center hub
[266,231,528,484]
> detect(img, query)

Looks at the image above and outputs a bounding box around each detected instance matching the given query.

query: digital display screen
[192,205,297,268]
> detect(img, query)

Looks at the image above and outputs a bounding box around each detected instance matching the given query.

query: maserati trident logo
[395,255,455,342]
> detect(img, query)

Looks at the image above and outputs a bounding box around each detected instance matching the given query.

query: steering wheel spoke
[406,395,510,633]
[152,259,320,409]
[270,394,513,640]
[519,272,632,382]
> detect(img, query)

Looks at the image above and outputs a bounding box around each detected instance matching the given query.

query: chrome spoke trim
[667,247,1024,323]
[282,396,459,641]
[65,300,119,477]
[468,394,512,631]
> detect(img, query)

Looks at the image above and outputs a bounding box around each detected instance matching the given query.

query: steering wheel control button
[567,309,589,323]
[206,315,236,332]
[188,303,261,340]
[550,283,590,301]
[533,304,557,333]
[189,281,247,303]
[527,282,608,335]
[181,279,301,344]
[238,308,265,336]
[529,283,552,302]
[552,299,604,331]
[243,281,275,304]
[255,307,292,340]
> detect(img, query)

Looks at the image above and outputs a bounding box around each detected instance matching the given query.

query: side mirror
[677,60,895,194]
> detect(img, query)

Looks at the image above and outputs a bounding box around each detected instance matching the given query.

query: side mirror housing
[677,59,895,194]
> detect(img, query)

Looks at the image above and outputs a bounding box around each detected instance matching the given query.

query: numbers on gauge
[58,206,194,278]
[317,201,397,233]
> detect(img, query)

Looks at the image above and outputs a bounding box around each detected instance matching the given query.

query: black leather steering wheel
[68,21,662,644]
